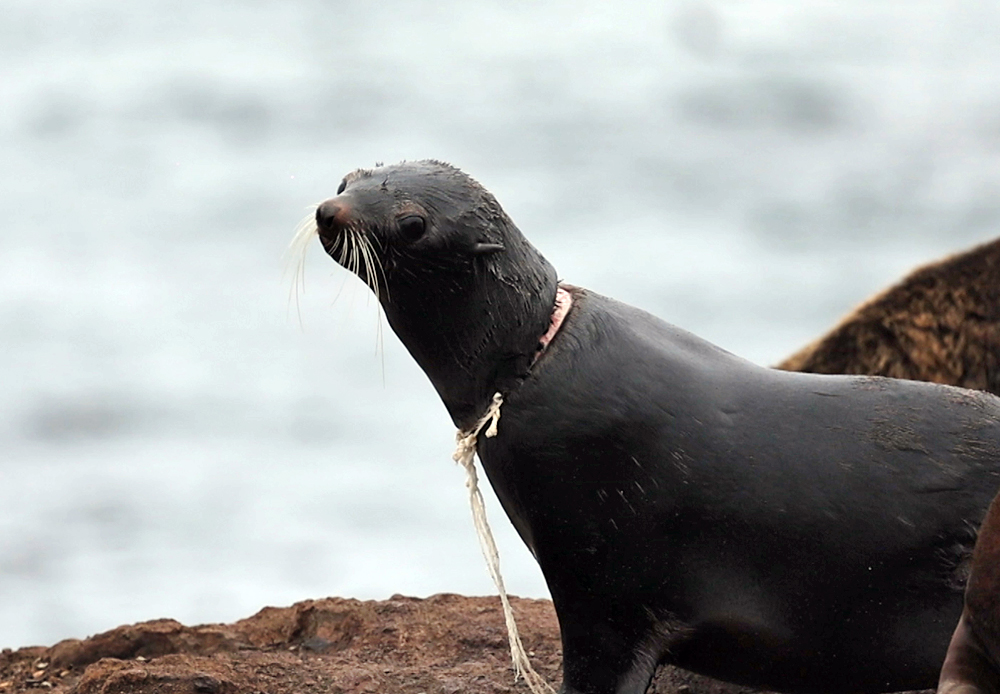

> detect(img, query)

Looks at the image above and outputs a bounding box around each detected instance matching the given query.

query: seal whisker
[319,227,353,309]
[364,234,389,303]
[348,227,360,278]
[336,227,349,267]
[359,233,380,302]
[344,228,354,275]
[343,229,365,323]
[375,302,386,383]
[352,230,363,281]
[356,232,388,377]
[328,228,360,312]
[289,213,386,379]
[362,238,374,296]
[283,211,320,326]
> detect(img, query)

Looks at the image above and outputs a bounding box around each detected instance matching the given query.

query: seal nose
[316,199,351,235]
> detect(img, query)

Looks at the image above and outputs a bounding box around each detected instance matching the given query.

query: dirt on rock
[0,594,782,694]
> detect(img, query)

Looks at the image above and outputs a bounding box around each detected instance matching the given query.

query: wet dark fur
[778,239,1000,395]
[314,161,1000,694]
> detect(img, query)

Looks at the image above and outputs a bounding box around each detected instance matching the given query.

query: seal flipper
[559,629,660,694]
[940,490,1000,694]
[939,612,1000,694]
[555,600,674,694]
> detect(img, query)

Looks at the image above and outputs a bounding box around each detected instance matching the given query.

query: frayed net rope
[453,392,555,694]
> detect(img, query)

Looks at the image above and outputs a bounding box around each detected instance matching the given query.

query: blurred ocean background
[4,0,1000,648]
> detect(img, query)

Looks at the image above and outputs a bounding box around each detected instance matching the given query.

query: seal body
[483,288,1000,694]
[310,161,1000,694]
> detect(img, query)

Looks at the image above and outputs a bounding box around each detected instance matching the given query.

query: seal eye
[398,215,426,241]
[336,179,347,195]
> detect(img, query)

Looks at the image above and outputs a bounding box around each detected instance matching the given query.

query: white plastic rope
[453,392,554,694]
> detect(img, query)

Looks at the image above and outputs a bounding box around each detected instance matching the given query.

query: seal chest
[305,160,1000,694]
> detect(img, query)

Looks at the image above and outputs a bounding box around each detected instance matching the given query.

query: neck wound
[533,285,572,362]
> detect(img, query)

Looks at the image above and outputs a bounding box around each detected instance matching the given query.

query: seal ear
[471,242,505,256]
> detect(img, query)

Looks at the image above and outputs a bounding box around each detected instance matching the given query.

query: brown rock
[0,595,802,694]
[47,619,247,671]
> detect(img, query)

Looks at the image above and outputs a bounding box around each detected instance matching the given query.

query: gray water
[3,0,1000,649]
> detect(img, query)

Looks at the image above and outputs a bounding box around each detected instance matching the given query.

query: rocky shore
[0,594,779,694]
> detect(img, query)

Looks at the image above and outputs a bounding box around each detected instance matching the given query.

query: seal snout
[315,199,351,237]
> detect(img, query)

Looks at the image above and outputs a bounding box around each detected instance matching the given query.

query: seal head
[313,160,558,429]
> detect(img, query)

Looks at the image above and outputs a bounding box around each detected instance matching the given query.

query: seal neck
[381,234,559,431]
[458,285,572,437]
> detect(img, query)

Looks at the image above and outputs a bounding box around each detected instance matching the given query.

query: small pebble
[36,662,48,669]
[136,656,147,662]
[41,683,53,690]
[59,670,69,677]
[32,670,45,679]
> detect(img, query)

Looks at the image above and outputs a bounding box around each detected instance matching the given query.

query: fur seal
[305,160,1000,694]
[777,238,1000,396]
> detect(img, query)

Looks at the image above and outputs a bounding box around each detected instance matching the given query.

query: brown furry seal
[777,238,1000,395]
[304,160,1000,694]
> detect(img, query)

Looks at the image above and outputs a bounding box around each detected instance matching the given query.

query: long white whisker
[329,229,352,307]
[287,215,388,384]
[367,236,389,304]
[376,301,386,386]
[342,230,360,321]
[363,237,386,308]
[350,229,360,277]
[357,237,387,381]
[359,235,376,300]
[337,227,349,266]
[283,211,320,328]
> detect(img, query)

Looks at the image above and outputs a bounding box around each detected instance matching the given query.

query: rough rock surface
[0,594,780,694]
